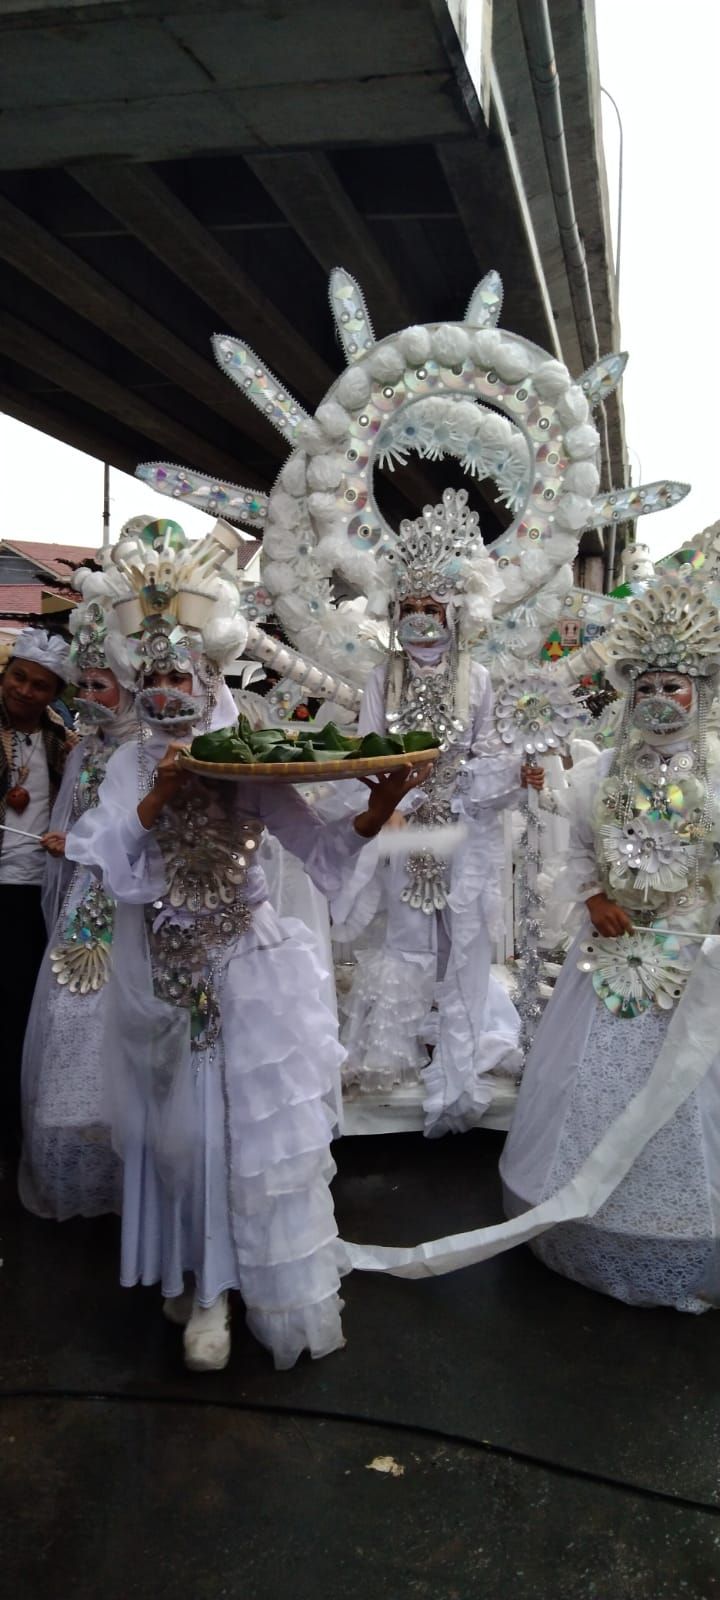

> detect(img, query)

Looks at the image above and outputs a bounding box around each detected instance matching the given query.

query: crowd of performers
[4,508,720,1375]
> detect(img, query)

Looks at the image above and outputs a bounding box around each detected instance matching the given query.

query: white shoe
[183,1293,231,1371]
[162,1291,194,1327]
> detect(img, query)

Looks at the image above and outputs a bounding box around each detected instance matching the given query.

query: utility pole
[102,462,110,548]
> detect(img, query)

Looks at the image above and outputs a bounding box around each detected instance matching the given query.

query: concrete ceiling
[0,0,625,553]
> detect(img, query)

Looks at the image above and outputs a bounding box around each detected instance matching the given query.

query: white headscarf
[10,627,70,682]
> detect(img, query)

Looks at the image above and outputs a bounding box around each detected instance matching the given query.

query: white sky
[0,0,717,561]
[596,0,720,557]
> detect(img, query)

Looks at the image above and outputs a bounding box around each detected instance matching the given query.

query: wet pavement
[2,1130,719,1598]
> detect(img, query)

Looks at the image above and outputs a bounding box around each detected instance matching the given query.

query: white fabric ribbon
[343,935,720,1279]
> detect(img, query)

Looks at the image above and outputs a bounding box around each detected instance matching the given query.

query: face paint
[78,669,120,709]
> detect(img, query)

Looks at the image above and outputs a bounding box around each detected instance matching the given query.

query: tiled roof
[237,539,261,570]
[0,540,95,581]
[0,584,75,615]
[2,537,260,574]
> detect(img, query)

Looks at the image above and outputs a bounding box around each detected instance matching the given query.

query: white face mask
[397,611,452,666]
[74,698,117,728]
[397,612,450,647]
[631,696,690,736]
[135,685,201,735]
[630,672,694,737]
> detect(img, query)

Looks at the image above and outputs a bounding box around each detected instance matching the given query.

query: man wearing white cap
[0,627,71,1154]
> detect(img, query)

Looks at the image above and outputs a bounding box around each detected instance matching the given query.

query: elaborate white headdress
[136,264,689,691]
[605,574,720,690]
[10,626,70,683]
[73,517,250,685]
[371,487,503,636]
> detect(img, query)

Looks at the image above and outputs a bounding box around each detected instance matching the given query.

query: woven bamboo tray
[178,746,439,784]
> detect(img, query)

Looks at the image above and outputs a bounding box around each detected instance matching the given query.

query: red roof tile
[0,584,75,615]
[0,540,95,580]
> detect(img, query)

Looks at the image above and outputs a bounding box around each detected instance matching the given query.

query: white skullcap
[10,627,71,683]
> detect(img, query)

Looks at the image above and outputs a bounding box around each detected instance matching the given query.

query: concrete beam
[0,310,250,483]
[0,375,139,476]
[246,152,413,339]
[436,132,558,356]
[70,162,333,405]
[0,3,471,169]
[0,191,284,460]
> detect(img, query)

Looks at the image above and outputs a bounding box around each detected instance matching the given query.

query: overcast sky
[0,0,716,561]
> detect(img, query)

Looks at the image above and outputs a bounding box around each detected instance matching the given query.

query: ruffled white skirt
[119,904,348,1369]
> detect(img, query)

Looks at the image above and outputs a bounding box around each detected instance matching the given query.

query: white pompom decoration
[431,325,470,367]
[472,330,503,369]
[547,530,583,562]
[477,411,513,447]
[336,366,372,409]
[315,399,351,441]
[262,522,303,561]
[263,561,299,597]
[278,453,307,496]
[398,326,432,366]
[266,489,300,529]
[563,460,600,497]
[296,418,331,456]
[307,454,344,492]
[308,491,339,526]
[201,612,250,668]
[564,423,600,461]
[369,344,406,384]
[533,360,571,401]
[492,338,531,384]
[450,399,484,432]
[71,567,107,599]
[553,493,592,533]
[556,386,590,428]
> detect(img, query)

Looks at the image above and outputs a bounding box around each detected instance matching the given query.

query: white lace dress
[500,744,720,1312]
[19,728,130,1221]
[67,729,366,1370]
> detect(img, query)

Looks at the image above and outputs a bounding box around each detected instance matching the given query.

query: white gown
[500,743,720,1312]
[67,729,365,1369]
[335,660,522,1135]
[19,723,134,1221]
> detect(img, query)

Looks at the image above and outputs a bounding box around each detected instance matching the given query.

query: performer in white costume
[501,574,720,1309]
[20,591,138,1220]
[334,489,543,1134]
[67,518,421,1371]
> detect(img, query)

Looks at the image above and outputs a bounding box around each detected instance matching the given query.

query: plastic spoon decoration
[493,669,591,1049]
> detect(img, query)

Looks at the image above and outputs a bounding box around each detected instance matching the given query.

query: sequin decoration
[577,931,692,1019]
[211,335,308,444]
[578,352,628,405]
[329,267,375,362]
[465,270,503,329]
[136,463,268,530]
[149,907,252,1047]
[601,816,693,897]
[51,883,115,995]
[587,481,690,530]
[386,661,466,751]
[494,670,590,758]
[156,792,264,913]
[400,850,449,914]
